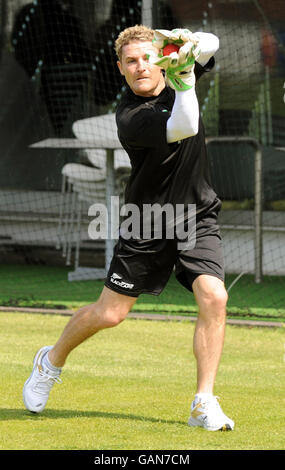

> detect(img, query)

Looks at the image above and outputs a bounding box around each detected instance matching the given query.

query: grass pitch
[0,312,284,450]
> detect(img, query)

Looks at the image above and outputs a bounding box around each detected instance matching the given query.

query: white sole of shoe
[188,416,234,431]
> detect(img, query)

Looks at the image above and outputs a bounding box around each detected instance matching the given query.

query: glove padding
[152,28,199,51]
[149,28,201,91]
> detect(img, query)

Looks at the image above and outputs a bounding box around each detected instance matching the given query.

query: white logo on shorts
[110,273,134,289]
[111,272,122,280]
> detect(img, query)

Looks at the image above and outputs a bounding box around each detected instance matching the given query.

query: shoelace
[197,396,227,423]
[202,395,220,409]
[194,396,222,416]
[33,369,62,395]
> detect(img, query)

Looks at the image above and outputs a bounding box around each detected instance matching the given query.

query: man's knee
[89,287,136,329]
[193,275,228,313]
[206,286,228,311]
[101,304,130,328]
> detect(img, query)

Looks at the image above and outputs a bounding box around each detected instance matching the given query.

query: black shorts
[105,199,224,297]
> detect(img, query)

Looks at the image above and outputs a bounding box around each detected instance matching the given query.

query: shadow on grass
[0,408,186,426]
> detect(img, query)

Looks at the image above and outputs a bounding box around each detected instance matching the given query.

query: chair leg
[62,181,72,258]
[66,190,77,266]
[75,199,82,270]
[56,174,66,250]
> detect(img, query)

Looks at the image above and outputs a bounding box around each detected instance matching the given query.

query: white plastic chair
[57,162,128,269]
[58,115,130,268]
[72,113,120,148]
[86,148,131,173]
[71,181,108,270]
[57,163,106,266]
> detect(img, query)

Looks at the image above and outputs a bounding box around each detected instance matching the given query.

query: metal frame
[206,136,263,283]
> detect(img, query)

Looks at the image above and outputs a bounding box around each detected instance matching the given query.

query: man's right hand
[150,28,201,91]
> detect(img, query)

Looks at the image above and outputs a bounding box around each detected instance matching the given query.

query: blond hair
[115,24,154,60]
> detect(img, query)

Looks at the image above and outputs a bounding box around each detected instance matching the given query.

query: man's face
[117,41,165,97]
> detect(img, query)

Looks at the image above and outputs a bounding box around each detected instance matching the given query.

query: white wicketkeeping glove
[149,28,201,91]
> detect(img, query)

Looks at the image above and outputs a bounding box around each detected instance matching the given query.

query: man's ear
[117,61,124,76]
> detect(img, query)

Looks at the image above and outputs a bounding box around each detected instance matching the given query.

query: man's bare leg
[49,287,138,368]
[23,287,137,412]
[192,274,228,394]
[187,275,234,430]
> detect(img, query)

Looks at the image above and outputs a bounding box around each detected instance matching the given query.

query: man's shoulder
[116,89,142,118]
[116,86,174,118]
[116,93,155,129]
[116,97,147,127]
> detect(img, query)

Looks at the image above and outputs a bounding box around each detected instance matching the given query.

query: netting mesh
[10,0,141,134]
[0,0,284,319]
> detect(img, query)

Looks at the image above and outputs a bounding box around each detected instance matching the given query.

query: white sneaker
[23,346,61,413]
[188,395,234,431]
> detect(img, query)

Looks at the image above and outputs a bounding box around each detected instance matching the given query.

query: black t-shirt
[116,58,218,221]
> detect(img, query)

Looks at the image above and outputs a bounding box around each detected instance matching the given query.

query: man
[23,25,234,431]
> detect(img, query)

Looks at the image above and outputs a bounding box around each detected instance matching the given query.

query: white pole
[142,0,153,27]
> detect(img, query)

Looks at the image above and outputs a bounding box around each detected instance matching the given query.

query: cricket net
[0,0,284,321]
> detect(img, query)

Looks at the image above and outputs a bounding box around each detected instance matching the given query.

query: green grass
[0,264,284,323]
[0,312,284,450]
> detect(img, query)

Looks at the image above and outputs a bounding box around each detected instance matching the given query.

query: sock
[42,351,62,376]
[195,392,213,403]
